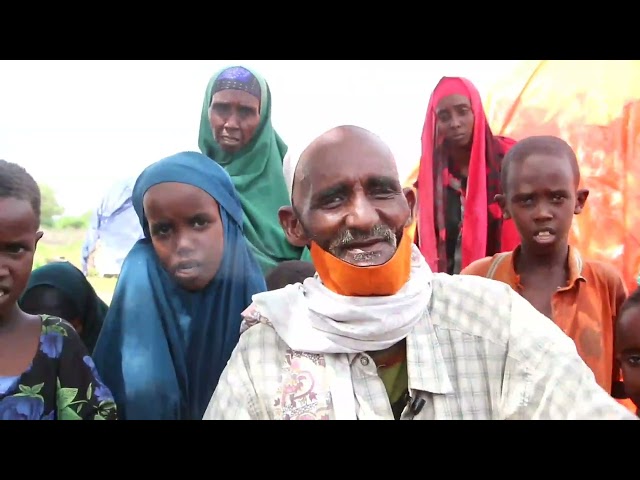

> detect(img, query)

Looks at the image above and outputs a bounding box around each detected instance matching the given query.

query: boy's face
[0,197,42,318]
[496,154,588,255]
[616,305,640,409]
[143,182,224,292]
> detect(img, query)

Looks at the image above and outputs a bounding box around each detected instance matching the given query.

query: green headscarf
[198,66,311,274]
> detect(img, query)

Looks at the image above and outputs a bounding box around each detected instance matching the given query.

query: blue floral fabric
[0,315,117,420]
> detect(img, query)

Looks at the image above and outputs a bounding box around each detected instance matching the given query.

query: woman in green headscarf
[19,261,108,355]
[198,65,311,275]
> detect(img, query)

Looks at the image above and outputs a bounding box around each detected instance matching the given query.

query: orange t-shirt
[461,246,628,396]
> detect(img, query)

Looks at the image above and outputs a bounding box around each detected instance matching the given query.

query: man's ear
[35,230,43,247]
[494,194,510,219]
[278,206,309,248]
[403,187,417,224]
[574,188,589,214]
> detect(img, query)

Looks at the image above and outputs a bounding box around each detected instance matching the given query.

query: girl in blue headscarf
[92,151,266,420]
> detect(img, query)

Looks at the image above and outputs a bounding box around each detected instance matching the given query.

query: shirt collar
[509,245,586,290]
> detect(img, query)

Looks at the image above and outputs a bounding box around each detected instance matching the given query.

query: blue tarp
[81,177,144,276]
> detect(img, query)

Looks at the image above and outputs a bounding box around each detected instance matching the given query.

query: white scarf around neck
[251,245,433,354]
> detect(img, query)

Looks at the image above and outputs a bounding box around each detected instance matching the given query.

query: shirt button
[360,356,370,366]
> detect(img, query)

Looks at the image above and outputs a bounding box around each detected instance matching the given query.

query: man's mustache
[329,224,397,252]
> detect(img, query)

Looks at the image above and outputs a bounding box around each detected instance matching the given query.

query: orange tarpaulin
[405,60,640,293]
[403,62,640,414]
[485,60,640,293]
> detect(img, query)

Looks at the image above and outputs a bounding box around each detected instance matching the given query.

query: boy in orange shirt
[461,135,628,398]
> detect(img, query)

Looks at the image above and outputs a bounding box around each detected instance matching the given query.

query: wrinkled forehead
[294,133,399,203]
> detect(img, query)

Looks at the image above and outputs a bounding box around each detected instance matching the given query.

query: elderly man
[203,125,635,420]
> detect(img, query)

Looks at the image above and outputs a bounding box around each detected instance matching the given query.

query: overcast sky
[0,60,522,215]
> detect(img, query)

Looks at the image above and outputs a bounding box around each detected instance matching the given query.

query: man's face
[279,128,415,267]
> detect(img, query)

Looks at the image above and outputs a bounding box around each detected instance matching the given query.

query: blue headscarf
[92,151,266,420]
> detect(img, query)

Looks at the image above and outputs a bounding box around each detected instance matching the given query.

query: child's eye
[627,355,640,366]
[5,244,26,254]
[151,224,171,237]
[193,218,209,228]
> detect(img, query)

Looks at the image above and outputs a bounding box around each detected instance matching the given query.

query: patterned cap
[212,66,261,100]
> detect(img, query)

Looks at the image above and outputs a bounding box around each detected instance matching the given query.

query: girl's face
[616,304,640,409]
[0,197,42,319]
[143,182,224,291]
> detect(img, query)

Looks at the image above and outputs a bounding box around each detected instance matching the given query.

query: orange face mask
[309,226,413,297]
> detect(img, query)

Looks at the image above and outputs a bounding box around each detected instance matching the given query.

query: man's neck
[516,242,570,275]
[368,339,407,368]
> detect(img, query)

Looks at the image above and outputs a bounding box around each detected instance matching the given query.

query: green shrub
[54,211,92,230]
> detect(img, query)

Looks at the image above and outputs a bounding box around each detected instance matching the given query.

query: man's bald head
[291,125,399,209]
[278,124,415,266]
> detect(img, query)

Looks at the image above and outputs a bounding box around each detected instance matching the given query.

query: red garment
[416,76,519,272]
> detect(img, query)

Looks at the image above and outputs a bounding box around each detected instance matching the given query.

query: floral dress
[0,315,117,420]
